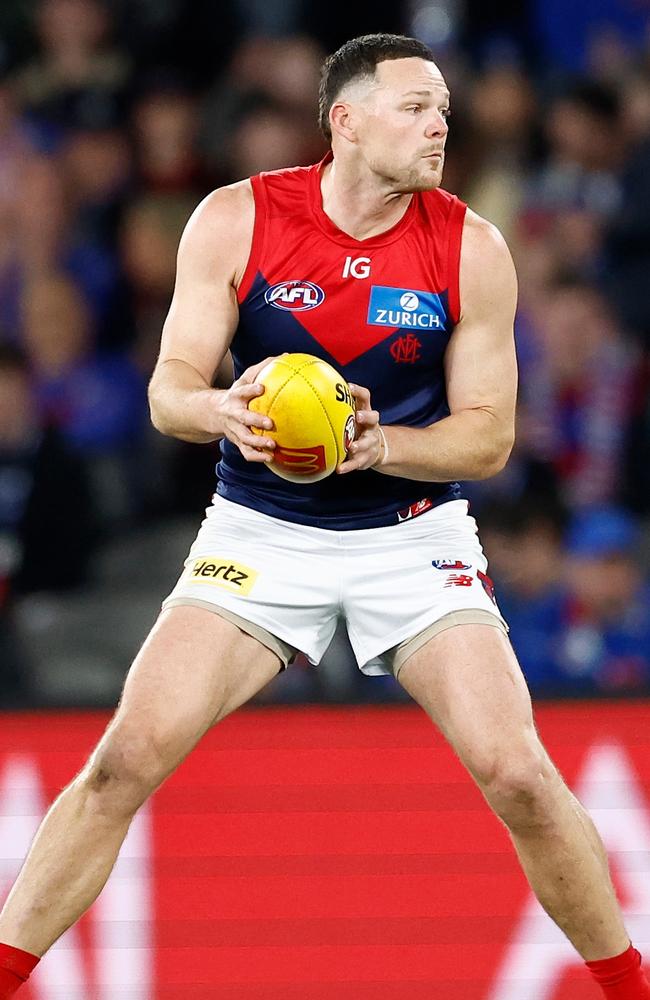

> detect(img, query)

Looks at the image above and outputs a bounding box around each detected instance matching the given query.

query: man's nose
[425,112,448,138]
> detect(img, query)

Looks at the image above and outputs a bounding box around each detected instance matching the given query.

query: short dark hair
[556,79,621,122]
[318,33,436,140]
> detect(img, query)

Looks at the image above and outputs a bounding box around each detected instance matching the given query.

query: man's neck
[319,157,413,241]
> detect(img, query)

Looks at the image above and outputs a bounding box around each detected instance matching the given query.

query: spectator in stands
[20,272,148,523]
[518,278,638,509]
[0,68,34,220]
[131,79,204,195]
[482,501,650,696]
[60,114,132,247]
[59,111,133,348]
[0,151,124,343]
[557,507,650,694]
[604,65,650,342]
[120,191,216,515]
[12,0,130,132]
[467,276,638,515]
[536,80,624,203]
[227,99,320,178]
[463,63,538,243]
[120,192,195,371]
[0,343,96,594]
[0,342,101,704]
[201,36,325,176]
[522,80,625,281]
[479,498,568,694]
[531,0,649,74]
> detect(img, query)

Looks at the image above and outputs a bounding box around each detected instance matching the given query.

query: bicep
[155,186,252,386]
[159,278,238,387]
[444,215,518,429]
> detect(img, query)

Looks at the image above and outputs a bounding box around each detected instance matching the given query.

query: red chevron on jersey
[236,152,466,368]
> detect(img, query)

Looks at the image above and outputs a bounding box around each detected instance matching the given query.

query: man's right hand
[215,356,280,463]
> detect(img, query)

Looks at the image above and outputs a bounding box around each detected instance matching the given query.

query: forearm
[378,409,514,482]
[148,359,225,443]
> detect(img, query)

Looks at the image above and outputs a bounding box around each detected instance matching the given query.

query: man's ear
[329,101,358,142]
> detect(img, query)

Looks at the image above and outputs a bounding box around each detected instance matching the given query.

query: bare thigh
[397,624,546,789]
[87,605,282,796]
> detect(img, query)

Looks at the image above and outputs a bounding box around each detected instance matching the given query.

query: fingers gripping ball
[249,353,356,483]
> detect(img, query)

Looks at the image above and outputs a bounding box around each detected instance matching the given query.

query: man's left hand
[337,384,384,474]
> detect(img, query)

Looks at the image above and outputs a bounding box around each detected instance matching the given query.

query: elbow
[149,406,167,437]
[477,430,515,479]
[147,384,170,437]
[490,431,515,477]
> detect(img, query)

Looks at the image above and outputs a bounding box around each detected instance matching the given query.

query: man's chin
[417,171,443,191]
[400,169,443,193]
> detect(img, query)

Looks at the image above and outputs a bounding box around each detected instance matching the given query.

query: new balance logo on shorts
[397,497,434,522]
[444,573,473,588]
[187,558,258,595]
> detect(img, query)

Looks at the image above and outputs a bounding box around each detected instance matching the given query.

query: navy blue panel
[217,272,461,529]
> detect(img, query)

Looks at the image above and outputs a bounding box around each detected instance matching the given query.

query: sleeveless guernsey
[216,152,468,530]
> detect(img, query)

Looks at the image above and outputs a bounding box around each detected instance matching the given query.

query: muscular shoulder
[458,208,517,322]
[178,179,255,288]
[461,208,513,269]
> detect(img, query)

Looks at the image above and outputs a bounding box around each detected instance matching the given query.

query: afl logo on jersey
[265,280,325,312]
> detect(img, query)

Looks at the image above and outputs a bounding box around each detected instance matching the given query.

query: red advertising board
[1,702,649,999]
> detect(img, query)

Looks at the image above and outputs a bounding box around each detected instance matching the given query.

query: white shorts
[162,495,508,677]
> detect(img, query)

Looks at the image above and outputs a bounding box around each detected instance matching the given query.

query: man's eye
[406,105,422,113]
[441,108,452,120]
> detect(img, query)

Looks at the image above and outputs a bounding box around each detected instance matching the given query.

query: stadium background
[1,1,650,997]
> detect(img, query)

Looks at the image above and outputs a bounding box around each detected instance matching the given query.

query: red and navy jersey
[217,153,467,529]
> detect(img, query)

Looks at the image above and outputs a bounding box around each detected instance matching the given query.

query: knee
[80,732,162,816]
[473,740,559,831]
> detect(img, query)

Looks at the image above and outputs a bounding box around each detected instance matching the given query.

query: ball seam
[254,361,299,433]
[295,367,341,458]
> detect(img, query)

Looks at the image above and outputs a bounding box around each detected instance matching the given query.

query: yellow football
[249,353,356,483]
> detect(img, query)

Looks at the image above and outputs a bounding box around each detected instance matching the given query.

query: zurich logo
[368,285,446,330]
[400,292,419,311]
[265,280,325,312]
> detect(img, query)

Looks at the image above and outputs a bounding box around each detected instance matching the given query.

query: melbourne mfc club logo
[265,280,325,312]
[390,333,422,363]
[390,293,422,362]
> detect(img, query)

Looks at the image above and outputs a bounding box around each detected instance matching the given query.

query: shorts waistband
[211,494,471,541]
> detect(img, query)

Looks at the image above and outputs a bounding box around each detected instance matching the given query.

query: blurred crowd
[1,0,650,705]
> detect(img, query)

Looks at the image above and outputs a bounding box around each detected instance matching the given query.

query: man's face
[344,57,450,191]
[567,553,640,619]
